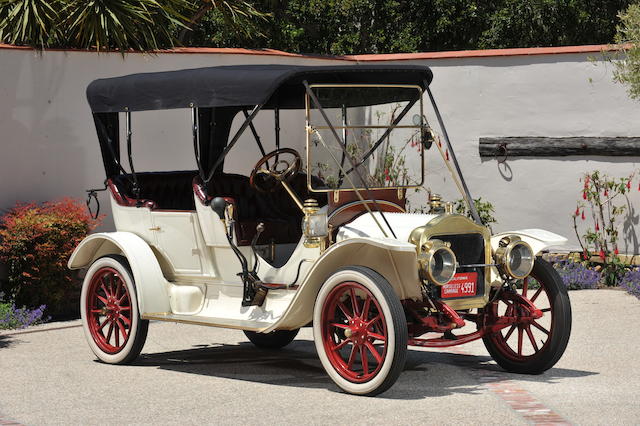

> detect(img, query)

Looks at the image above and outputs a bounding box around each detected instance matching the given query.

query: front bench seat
[193,173,326,246]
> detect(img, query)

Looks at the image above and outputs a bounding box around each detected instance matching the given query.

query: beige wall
[1,46,639,252]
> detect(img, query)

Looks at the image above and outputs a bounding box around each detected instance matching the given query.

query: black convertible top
[86,64,433,113]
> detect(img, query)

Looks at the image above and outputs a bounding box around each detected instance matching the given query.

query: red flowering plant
[0,198,102,317]
[572,170,635,286]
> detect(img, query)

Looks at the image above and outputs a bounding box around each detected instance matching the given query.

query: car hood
[336,212,440,243]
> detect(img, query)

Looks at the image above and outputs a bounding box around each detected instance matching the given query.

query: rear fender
[68,232,170,315]
[262,237,422,332]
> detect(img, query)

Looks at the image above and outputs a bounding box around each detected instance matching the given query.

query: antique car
[69,64,571,396]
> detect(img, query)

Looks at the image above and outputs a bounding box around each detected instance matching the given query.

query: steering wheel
[249,148,302,193]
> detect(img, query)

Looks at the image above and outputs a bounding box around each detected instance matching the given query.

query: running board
[141,313,274,332]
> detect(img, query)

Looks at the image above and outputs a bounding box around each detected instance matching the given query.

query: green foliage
[0,0,60,47]
[188,0,633,54]
[65,0,188,52]
[455,197,497,229]
[0,198,101,316]
[613,2,640,99]
[0,0,191,51]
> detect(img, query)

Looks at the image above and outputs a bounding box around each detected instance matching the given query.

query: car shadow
[0,334,16,349]
[132,339,597,399]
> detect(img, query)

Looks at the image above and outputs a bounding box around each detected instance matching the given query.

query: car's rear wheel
[313,266,407,396]
[482,258,571,374]
[244,329,299,349]
[80,255,148,364]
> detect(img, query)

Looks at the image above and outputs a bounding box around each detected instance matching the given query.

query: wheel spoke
[530,287,543,303]
[331,322,350,330]
[115,280,122,299]
[119,306,131,311]
[517,327,523,356]
[531,320,549,335]
[337,302,353,320]
[116,319,128,341]
[96,295,108,306]
[99,318,110,331]
[350,288,360,317]
[347,345,358,369]
[525,326,539,352]
[100,282,110,299]
[368,332,386,342]
[360,345,368,375]
[114,324,120,347]
[522,277,529,297]
[504,324,516,341]
[365,341,383,363]
[90,309,103,314]
[106,321,114,343]
[366,315,381,328]
[118,314,131,326]
[332,338,350,351]
[361,296,372,320]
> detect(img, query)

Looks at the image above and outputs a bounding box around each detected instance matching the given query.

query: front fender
[491,228,568,256]
[68,232,170,315]
[262,237,421,332]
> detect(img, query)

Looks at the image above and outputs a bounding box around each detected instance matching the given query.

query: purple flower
[553,261,600,290]
[620,269,640,299]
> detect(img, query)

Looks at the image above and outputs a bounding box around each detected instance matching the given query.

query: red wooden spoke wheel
[482,258,572,374]
[80,255,148,364]
[86,266,133,354]
[321,281,388,383]
[313,266,407,396]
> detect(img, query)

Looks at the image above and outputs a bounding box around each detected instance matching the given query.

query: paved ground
[1,289,639,425]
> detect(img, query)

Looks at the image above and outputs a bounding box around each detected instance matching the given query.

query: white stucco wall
[1,46,639,252]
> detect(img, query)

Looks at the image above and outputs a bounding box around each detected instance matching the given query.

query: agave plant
[64,0,190,52]
[0,0,62,48]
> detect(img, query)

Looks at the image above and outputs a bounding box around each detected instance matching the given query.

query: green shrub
[0,198,101,317]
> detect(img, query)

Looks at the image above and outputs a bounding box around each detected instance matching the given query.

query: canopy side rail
[205,104,265,185]
[425,84,481,224]
[303,80,397,240]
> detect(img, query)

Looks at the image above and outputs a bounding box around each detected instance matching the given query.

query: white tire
[313,266,408,396]
[80,255,148,364]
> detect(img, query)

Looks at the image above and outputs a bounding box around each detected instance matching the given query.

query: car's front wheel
[80,255,148,364]
[482,258,571,374]
[313,266,408,396]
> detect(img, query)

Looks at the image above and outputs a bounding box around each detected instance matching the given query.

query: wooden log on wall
[479,137,640,158]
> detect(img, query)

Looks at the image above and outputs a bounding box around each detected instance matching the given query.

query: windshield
[305,85,424,192]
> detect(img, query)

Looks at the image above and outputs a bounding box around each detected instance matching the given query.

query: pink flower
[581,211,585,220]
[599,249,606,260]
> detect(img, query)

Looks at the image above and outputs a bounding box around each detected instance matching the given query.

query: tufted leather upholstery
[111,171,198,211]
[198,173,327,245]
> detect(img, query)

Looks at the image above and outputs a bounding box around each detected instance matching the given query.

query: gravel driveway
[1,289,638,425]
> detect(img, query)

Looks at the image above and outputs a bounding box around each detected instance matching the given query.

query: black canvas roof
[86,64,434,113]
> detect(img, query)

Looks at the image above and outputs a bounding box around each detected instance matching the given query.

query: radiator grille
[433,233,485,265]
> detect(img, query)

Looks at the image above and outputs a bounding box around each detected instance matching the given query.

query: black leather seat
[201,173,327,245]
[111,171,198,210]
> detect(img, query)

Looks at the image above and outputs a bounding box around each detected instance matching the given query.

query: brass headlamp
[416,239,457,286]
[494,236,534,279]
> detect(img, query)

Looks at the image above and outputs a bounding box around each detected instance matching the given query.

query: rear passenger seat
[109,171,198,211]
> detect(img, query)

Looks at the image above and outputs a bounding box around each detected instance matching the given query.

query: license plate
[441,272,478,298]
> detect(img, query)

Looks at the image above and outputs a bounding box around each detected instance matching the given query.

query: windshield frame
[304,83,425,193]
